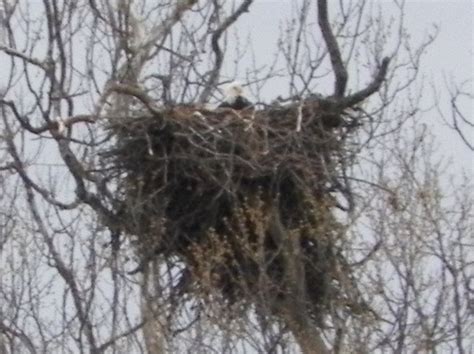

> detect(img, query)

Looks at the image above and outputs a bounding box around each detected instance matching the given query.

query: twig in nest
[145,132,154,156]
[296,102,303,132]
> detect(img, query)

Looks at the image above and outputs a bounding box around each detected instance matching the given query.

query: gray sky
[234,0,473,175]
[403,1,473,175]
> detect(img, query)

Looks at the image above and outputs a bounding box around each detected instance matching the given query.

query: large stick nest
[102,97,360,322]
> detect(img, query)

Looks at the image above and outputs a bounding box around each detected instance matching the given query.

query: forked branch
[340,57,390,107]
[317,0,390,105]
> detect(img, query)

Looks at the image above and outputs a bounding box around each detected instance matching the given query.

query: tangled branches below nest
[102,97,363,325]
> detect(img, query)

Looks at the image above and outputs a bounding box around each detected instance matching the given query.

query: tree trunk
[283,309,330,354]
[141,261,167,354]
[268,207,330,354]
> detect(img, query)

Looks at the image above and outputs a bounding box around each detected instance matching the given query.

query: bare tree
[0,1,472,353]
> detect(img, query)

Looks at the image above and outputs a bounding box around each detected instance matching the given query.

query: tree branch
[0,322,37,354]
[0,45,47,70]
[107,82,162,115]
[116,0,198,81]
[1,113,81,209]
[1,98,95,134]
[317,0,348,98]
[198,0,254,103]
[339,57,390,107]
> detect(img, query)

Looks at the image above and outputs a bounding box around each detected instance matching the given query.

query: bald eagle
[218,82,253,110]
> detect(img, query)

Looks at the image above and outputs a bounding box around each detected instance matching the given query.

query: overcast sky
[402,0,473,175]
[233,0,473,176]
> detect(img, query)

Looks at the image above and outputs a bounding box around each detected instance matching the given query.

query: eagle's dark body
[218,95,253,110]
[218,82,253,110]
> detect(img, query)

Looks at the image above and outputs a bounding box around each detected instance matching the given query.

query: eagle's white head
[217,81,252,110]
[225,81,245,103]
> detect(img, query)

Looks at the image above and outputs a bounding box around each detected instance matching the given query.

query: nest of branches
[103,96,360,323]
